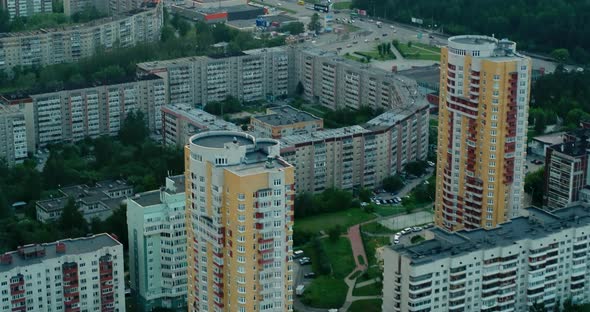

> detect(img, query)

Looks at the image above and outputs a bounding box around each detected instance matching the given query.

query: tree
[524,168,545,207]
[328,225,342,242]
[280,22,305,35]
[358,188,372,202]
[119,111,148,146]
[550,48,570,63]
[58,198,88,238]
[382,175,404,193]
[405,161,427,176]
[0,190,10,218]
[308,13,322,33]
[0,7,9,33]
[295,81,305,96]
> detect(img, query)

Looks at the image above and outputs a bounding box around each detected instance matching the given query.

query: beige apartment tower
[185,131,295,312]
[435,35,531,231]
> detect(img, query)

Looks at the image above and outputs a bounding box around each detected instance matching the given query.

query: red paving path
[347,224,368,271]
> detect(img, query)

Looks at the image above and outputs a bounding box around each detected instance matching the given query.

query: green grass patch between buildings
[301,276,349,309]
[321,237,356,279]
[353,281,383,296]
[295,208,376,235]
[348,299,383,312]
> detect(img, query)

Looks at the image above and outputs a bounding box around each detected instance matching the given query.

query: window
[238,204,245,211]
[238,193,245,200]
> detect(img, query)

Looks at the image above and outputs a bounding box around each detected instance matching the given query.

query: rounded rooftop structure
[191,131,256,149]
[448,35,505,58]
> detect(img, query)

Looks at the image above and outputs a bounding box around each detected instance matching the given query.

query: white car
[427,161,435,167]
[400,230,407,235]
[393,239,400,244]
[404,227,412,233]
[412,227,422,232]
[394,234,400,240]
[390,25,395,29]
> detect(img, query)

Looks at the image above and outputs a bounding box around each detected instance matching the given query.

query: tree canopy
[351,0,590,63]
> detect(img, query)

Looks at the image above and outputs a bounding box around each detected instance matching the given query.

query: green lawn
[333,1,352,9]
[301,276,349,309]
[321,237,356,278]
[295,208,376,234]
[359,235,389,281]
[348,299,383,312]
[395,42,441,61]
[361,222,397,234]
[373,205,406,217]
[354,45,396,61]
[344,53,365,63]
[353,281,383,296]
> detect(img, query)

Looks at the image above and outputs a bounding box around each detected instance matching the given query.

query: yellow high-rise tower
[435,35,531,231]
[185,131,295,312]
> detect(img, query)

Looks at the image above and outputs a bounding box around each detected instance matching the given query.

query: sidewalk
[347,225,368,271]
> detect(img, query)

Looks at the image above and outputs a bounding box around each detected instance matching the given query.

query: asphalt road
[267,0,574,73]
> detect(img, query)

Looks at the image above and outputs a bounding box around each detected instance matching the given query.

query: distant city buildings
[289,47,422,111]
[0,234,125,312]
[0,104,27,166]
[0,1,163,74]
[279,105,429,192]
[185,131,295,311]
[137,47,289,106]
[127,175,187,312]
[161,103,238,147]
[250,105,323,139]
[1,74,166,152]
[63,0,146,16]
[36,180,133,223]
[382,204,590,312]
[435,35,532,231]
[0,0,53,19]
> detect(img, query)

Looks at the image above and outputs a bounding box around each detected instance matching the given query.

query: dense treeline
[351,0,590,63]
[294,188,358,219]
[323,106,384,128]
[0,11,285,94]
[0,112,183,252]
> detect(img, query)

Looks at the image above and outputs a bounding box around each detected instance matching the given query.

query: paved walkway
[347,225,368,271]
[355,278,380,288]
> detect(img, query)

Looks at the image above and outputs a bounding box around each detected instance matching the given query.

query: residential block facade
[382,205,590,312]
[435,35,531,231]
[289,47,422,110]
[0,104,27,166]
[161,104,239,148]
[1,74,165,152]
[545,141,590,210]
[127,175,188,312]
[0,2,162,73]
[63,0,145,16]
[185,131,295,312]
[0,234,125,312]
[279,105,429,192]
[0,0,53,19]
[137,47,289,106]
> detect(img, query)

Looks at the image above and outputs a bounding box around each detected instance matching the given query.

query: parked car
[394,234,401,240]
[393,239,400,244]
[427,161,435,167]
[293,250,304,259]
[299,258,312,265]
[304,272,317,278]
[412,227,422,232]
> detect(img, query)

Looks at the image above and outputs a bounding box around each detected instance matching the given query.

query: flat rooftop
[280,125,369,147]
[0,234,120,273]
[549,141,588,157]
[532,132,565,145]
[192,133,254,148]
[132,190,162,207]
[162,104,238,131]
[365,105,428,129]
[254,105,321,126]
[399,65,441,87]
[449,35,498,45]
[391,204,590,265]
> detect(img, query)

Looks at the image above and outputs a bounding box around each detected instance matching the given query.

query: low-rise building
[0,105,27,166]
[0,234,125,312]
[280,104,429,192]
[36,180,133,223]
[289,47,423,111]
[529,132,566,157]
[0,1,162,73]
[250,105,323,139]
[137,47,289,106]
[127,175,187,312]
[0,0,52,19]
[1,74,166,152]
[161,103,239,147]
[382,204,590,312]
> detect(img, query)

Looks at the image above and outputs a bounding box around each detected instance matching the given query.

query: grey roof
[549,141,588,157]
[392,204,590,265]
[280,125,369,147]
[254,105,321,126]
[0,234,120,273]
[192,133,254,148]
[450,36,497,45]
[131,190,162,207]
[166,175,185,195]
[37,180,132,212]
[398,65,441,87]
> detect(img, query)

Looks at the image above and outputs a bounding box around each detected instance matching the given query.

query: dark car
[300,259,312,265]
[304,272,317,278]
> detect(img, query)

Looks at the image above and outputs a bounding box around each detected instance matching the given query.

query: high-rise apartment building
[63,0,144,16]
[545,141,589,210]
[185,131,295,312]
[279,105,429,192]
[0,234,125,312]
[137,47,289,106]
[127,175,188,312]
[0,0,53,19]
[1,74,165,152]
[161,104,239,147]
[0,105,28,166]
[289,47,422,111]
[0,2,162,74]
[435,35,531,231]
[382,204,590,312]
